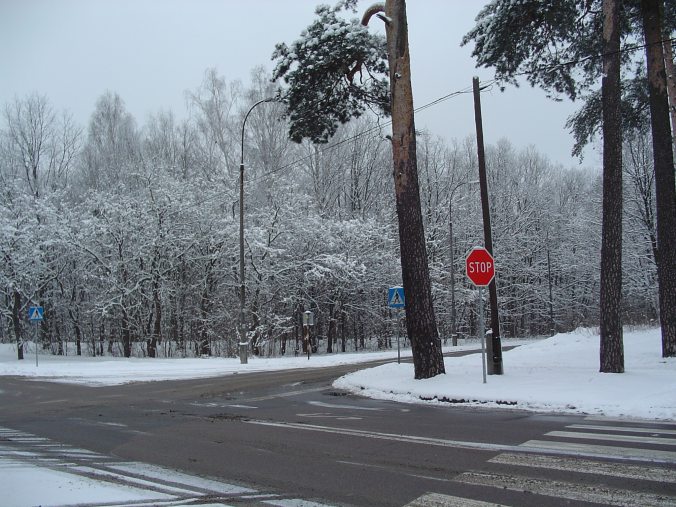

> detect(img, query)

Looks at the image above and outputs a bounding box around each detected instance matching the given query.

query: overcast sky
[0,0,596,168]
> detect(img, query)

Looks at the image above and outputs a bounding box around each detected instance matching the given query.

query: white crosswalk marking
[489,452,676,483]
[522,438,676,463]
[567,423,676,435]
[584,415,676,426]
[416,418,676,507]
[405,492,507,506]
[520,419,676,464]
[546,429,676,446]
[455,471,676,507]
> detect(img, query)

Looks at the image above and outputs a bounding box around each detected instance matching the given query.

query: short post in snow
[466,247,495,384]
[303,310,314,360]
[388,286,406,363]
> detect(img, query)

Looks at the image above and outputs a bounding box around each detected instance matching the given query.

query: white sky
[0,0,596,168]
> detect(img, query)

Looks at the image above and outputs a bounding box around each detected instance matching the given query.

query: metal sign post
[466,249,495,384]
[28,305,44,367]
[388,287,405,364]
[478,287,486,384]
[396,309,401,364]
[34,321,38,367]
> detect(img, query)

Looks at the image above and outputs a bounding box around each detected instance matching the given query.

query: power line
[248,86,476,184]
[130,35,676,216]
[251,35,675,184]
[136,82,478,224]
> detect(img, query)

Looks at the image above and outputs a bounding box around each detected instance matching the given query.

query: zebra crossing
[3,417,675,507]
[0,426,333,507]
[407,416,676,507]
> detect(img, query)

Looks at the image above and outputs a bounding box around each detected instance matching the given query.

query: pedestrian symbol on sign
[28,306,44,322]
[388,286,405,309]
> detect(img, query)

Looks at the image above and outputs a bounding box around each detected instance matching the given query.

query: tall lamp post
[449,180,479,346]
[239,97,274,364]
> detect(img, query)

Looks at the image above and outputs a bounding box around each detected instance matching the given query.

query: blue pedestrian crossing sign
[388,286,405,309]
[28,306,44,322]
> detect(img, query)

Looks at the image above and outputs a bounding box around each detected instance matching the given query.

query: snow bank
[2,328,673,421]
[334,328,676,421]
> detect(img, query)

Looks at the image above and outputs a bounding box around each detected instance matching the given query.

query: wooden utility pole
[472,77,503,375]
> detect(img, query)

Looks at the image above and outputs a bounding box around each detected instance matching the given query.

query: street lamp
[449,180,479,346]
[239,97,274,364]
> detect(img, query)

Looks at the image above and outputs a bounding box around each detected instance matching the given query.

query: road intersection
[2,355,675,506]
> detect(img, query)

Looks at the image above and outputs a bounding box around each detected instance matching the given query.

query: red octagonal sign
[466,247,495,287]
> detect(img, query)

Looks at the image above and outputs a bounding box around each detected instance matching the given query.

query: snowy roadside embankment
[0,340,520,386]
[334,327,675,421]
[2,328,673,421]
[0,347,414,386]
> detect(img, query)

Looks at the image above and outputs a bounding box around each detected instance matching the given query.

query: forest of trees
[0,67,661,359]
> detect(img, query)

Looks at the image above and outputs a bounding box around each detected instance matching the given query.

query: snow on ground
[0,344,422,386]
[3,457,175,507]
[335,327,676,421]
[0,328,673,420]
[1,327,674,505]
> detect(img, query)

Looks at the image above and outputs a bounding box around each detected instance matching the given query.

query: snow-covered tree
[79,92,140,191]
[271,4,389,144]
[188,69,241,181]
[2,94,81,197]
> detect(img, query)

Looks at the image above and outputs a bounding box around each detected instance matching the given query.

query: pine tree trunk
[641,0,676,357]
[599,0,624,373]
[661,35,676,157]
[385,0,444,379]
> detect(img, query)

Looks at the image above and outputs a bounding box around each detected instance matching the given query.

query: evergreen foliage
[271,4,389,144]
[462,0,675,153]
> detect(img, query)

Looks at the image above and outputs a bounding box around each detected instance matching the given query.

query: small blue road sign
[388,286,405,309]
[28,306,44,321]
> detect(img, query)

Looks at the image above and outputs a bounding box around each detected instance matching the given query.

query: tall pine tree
[272,0,445,379]
[463,0,676,363]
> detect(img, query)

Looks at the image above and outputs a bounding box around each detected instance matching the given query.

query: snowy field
[0,327,673,420]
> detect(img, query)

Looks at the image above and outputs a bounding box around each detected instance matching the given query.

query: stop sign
[466,247,495,287]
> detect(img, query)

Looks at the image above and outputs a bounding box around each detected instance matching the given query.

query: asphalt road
[1,350,675,506]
